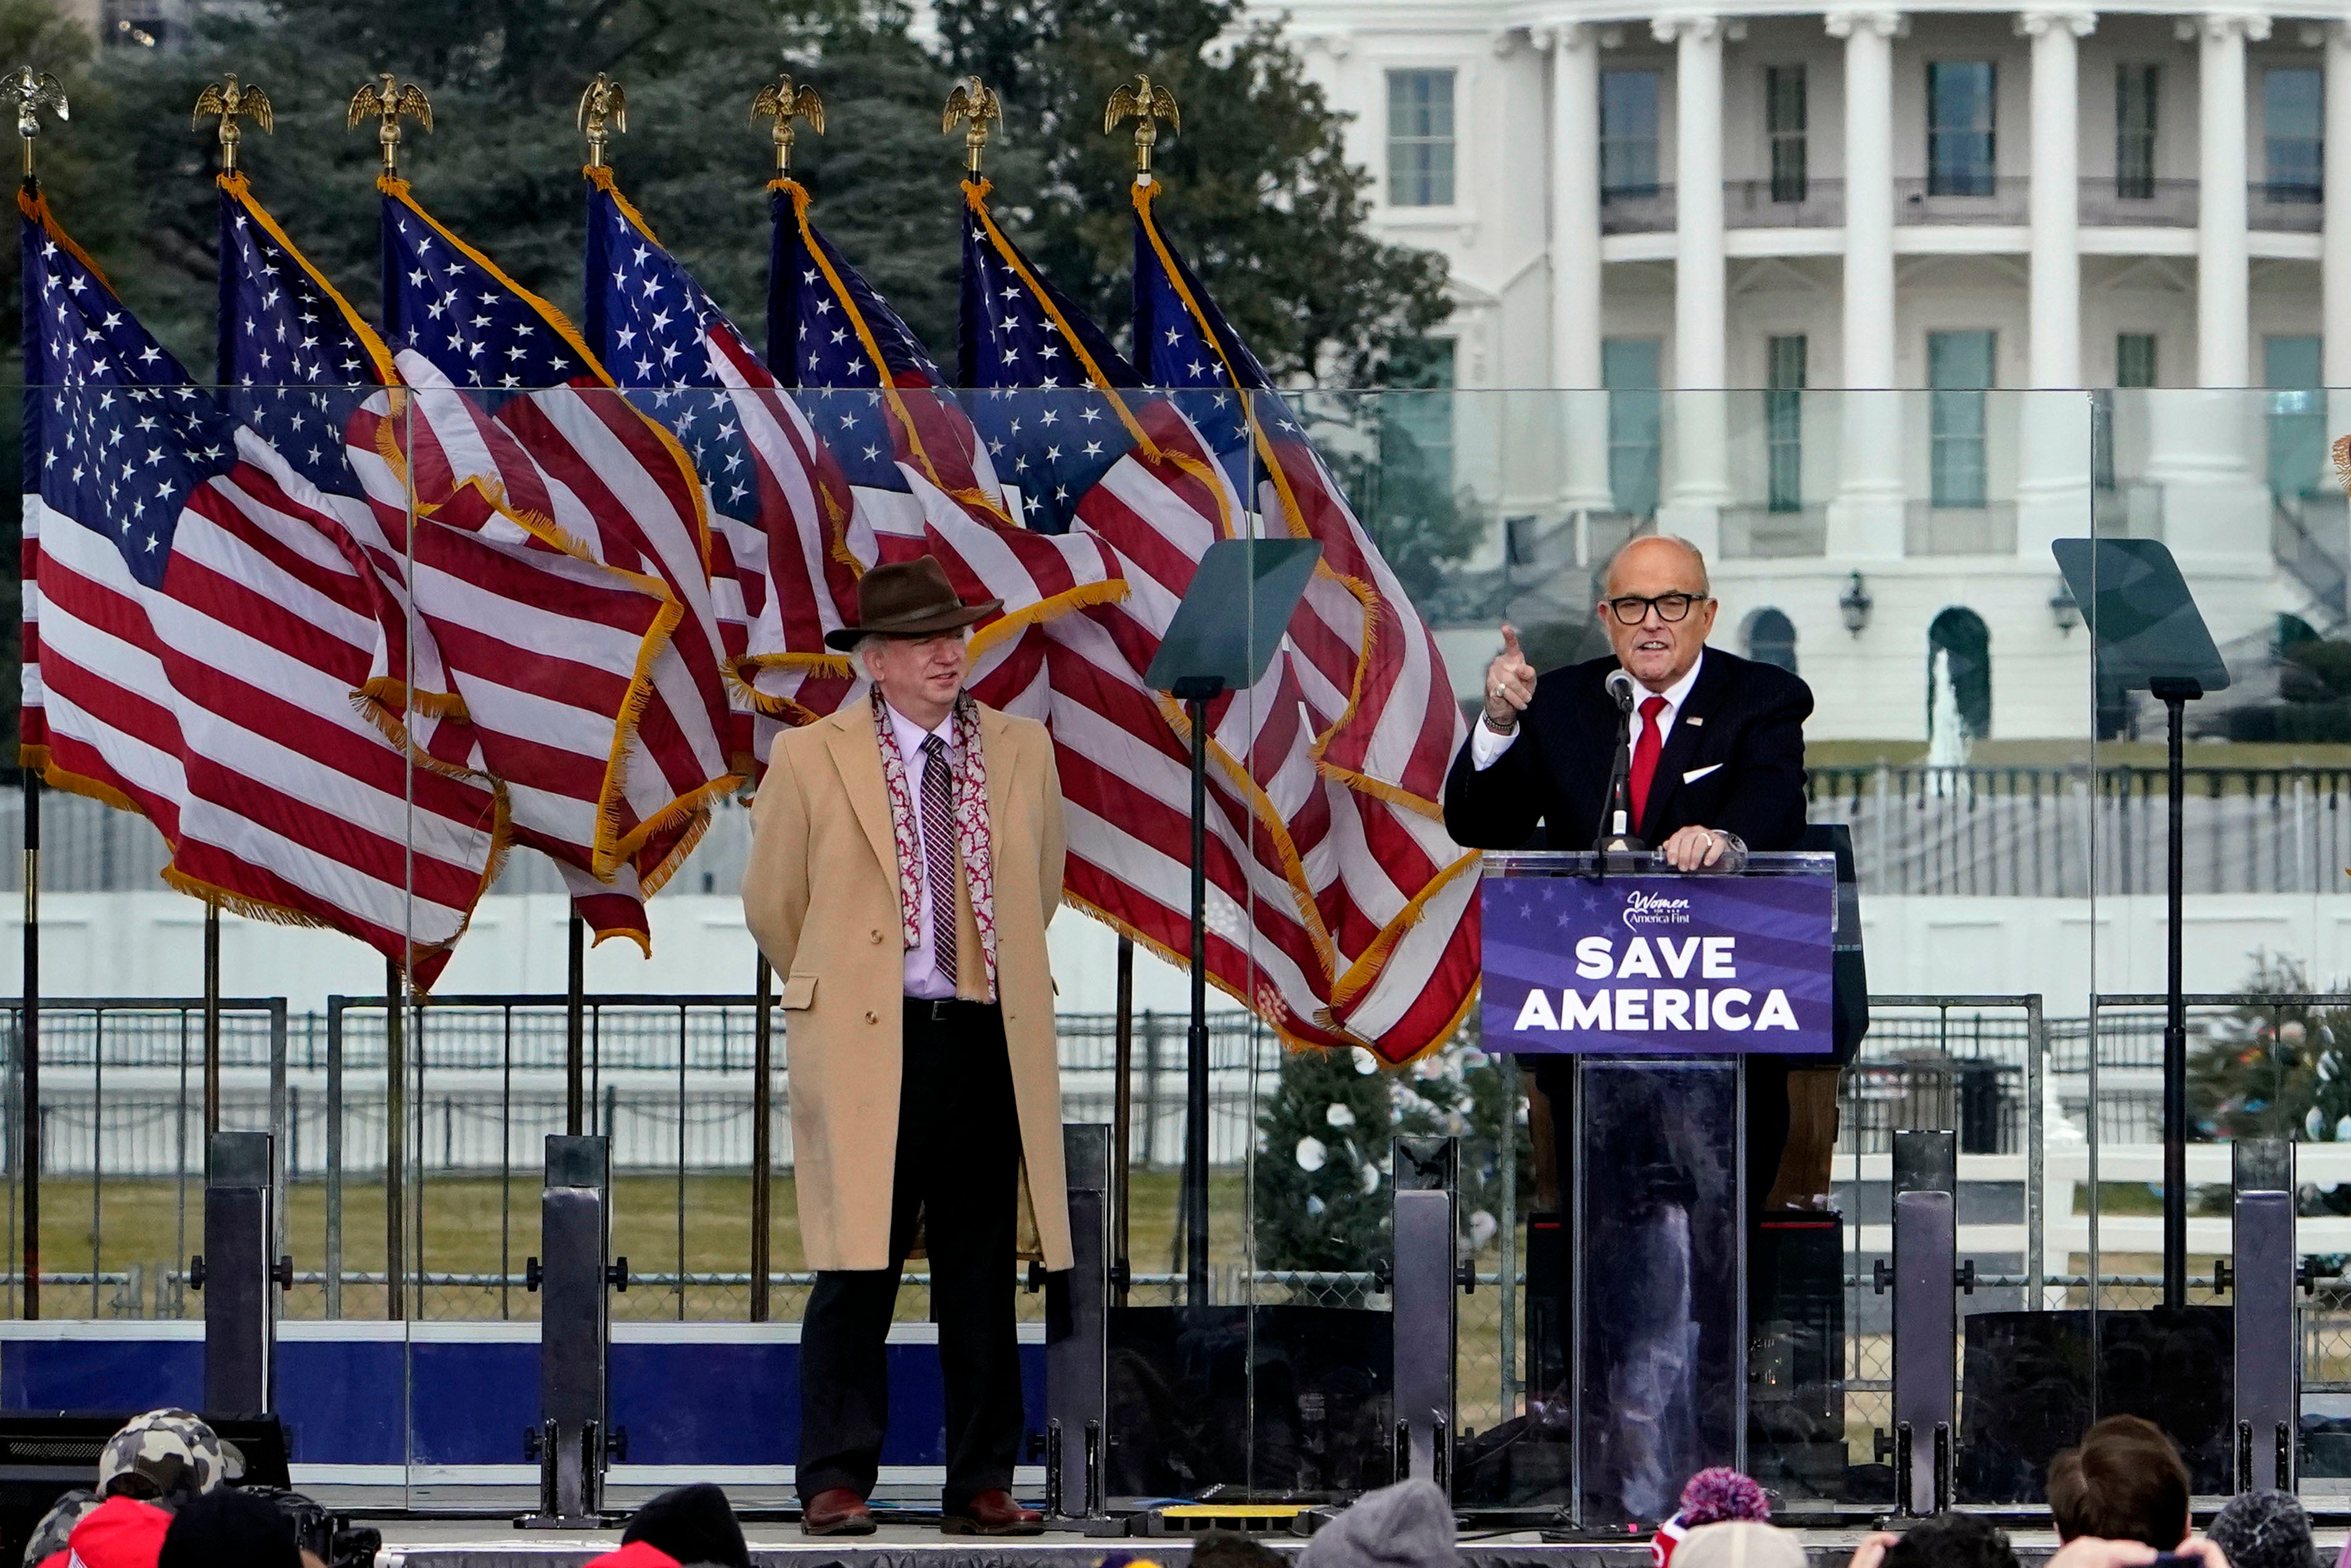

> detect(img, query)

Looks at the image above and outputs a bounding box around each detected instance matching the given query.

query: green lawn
[9,1168,1251,1320]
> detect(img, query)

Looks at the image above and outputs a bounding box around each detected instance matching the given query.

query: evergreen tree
[931,0,1452,385]
[1251,1035,1533,1279]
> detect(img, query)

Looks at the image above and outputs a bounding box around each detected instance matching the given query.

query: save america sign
[1478,869,1836,1054]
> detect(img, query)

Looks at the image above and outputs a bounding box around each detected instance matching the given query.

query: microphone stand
[1594,681,1646,865]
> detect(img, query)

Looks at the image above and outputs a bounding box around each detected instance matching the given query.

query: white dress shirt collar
[884,700,955,763]
[1639,647,1706,723]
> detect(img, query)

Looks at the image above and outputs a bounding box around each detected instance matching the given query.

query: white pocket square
[1682,763,1723,784]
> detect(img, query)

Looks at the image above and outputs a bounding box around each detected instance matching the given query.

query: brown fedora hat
[824,556,1002,651]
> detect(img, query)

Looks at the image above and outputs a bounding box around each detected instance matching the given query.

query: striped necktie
[920,734,958,987]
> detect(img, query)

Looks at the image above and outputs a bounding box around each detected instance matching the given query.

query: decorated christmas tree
[1251,1025,1533,1276]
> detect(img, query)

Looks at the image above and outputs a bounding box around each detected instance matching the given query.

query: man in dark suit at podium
[1441,533,1819,1213]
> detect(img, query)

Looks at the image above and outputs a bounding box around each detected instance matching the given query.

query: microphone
[1595,667,1646,855]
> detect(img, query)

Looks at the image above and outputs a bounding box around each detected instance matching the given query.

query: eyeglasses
[1605,592,1710,625]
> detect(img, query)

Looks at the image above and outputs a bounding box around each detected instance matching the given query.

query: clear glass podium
[1467,850,1849,1524]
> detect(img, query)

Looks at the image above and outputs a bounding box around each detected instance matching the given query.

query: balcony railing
[2250,181,2324,232]
[1904,499,2019,556]
[1894,176,2028,226]
[1721,504,1828,557]
[2079,177,2197,228]
[1600,184,1675,234]
[1724,178,1845,229]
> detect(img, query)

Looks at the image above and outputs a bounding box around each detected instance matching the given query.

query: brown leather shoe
[941,1488,1044,1536]
[801,1487,877,1536]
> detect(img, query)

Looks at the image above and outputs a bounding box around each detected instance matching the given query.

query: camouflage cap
[94,1410,239,1506]
[20,1487,99,1566]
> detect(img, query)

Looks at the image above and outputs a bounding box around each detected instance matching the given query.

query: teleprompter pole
[2152,675,2201,1309]
[1181,689,1213,1310]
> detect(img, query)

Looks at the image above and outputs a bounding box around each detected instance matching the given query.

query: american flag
[767,177,1124,714]
[216,172,695,945]
[19,185,498,985]
[1127,178,1480,1061]
[332,176,744,943]
[583,166,861,749]
[963,179,1473,1061]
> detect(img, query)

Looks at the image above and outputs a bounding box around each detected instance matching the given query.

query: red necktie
[1629,694,1668,834]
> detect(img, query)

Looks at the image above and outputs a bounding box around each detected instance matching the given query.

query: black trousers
[797,998,1024,1509]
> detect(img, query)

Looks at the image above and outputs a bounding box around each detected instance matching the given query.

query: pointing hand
[1485,624,1534,729]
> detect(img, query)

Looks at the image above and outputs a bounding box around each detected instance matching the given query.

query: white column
[2197,12,2266,387]
[1547,23,1613,512]
[2147,14,2270,572]
[1657,14,1729,534]
[1827,9,1904,558]
[2325,23,2351,459]
[2022,10,2091,388]
[2014,10,2095,562]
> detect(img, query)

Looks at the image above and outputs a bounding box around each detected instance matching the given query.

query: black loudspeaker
[0,1412,289,1564]
[1747,1212,1850,1502]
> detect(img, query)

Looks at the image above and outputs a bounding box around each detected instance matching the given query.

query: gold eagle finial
[347,73,432,177]
[1105,75,1180,178]
[749,74,824,176]
[6,68,68,179]
[192,74,273,174]
[577,73,627,169]
[941,76,1000,176]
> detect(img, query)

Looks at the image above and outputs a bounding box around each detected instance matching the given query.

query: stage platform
[360,1521,2112,1568]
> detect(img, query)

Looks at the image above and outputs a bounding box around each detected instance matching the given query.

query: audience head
[1298,1479,1457,1568]
[1190,1531,1289,1568]
[21,1488,100,1568]
[60,1496,173,1568]
[617,1484,749,1568]
[1883,1514,2023,1568]
[2048,1416,2191,1547]
[1679,1469,1771,1529]
[96,1411,234,1510]
[156,1488,299,1568]
[2210,1490,2316,1568]
[1675,1522,1806,1568]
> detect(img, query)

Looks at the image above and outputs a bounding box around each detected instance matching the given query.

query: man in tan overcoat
[743,556,1070,1538]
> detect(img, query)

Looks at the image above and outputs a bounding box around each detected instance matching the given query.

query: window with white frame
[1386,70,1457,207]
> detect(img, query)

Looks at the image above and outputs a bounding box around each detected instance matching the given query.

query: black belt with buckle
[904,996,982,1024]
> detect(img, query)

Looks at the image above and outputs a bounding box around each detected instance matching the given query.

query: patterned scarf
[871,688,997,1000]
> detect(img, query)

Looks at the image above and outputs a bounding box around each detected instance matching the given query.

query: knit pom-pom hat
[1679,1469,1771,1528]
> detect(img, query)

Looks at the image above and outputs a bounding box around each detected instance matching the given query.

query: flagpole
[751,954,772,1323]
[14,67,67,1324]
[384,954,404,1320]
[202,905,221,1143]
[566,914,585,1135]
[1112,937,1132,1305]
[17,767,35,1321]
[352,75,428,1324]
[193,78,271,1166]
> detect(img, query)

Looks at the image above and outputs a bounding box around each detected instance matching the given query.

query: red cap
[64,1496,173,1568]
[583,1542,683,1568]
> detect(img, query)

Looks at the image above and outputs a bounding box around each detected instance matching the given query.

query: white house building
[1264,0,2351,741]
